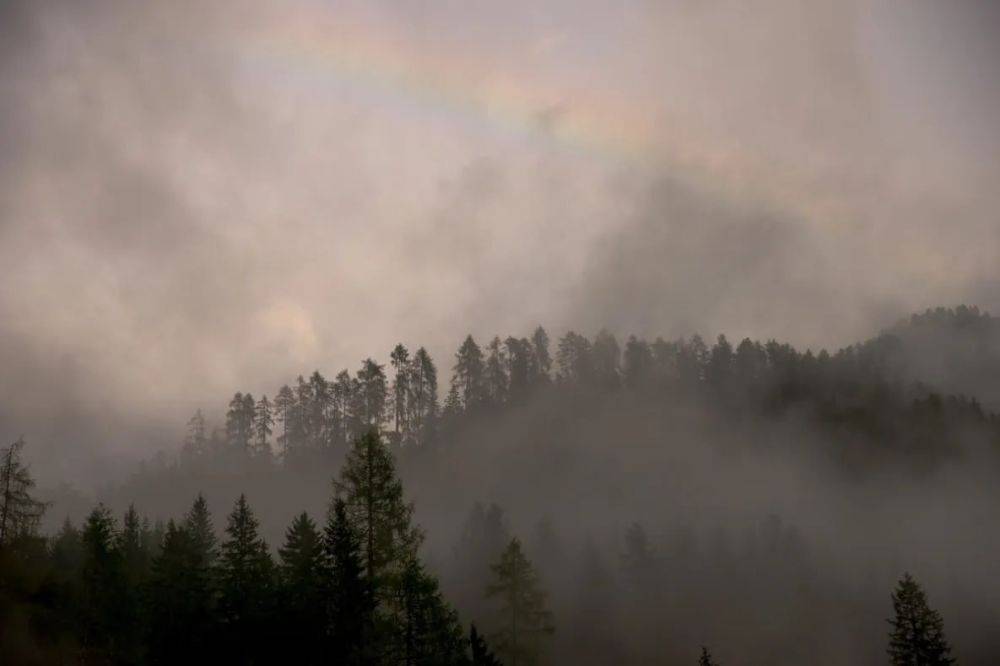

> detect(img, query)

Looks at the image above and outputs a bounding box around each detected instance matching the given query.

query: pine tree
[887,573,955,665]
[486,537,554,666]
[278,512,325,664]
[699,646,719,666]
[324,497,373,664]
[470,624,503,666]
[218,494,276,664]
[182,410,208,461]
[0,438,47,548]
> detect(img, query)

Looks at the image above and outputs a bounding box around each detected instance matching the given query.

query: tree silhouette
[486,537,554,666]
[888,573,955,665]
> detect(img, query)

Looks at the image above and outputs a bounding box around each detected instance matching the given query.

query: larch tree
[408,347,438,444]
[887,573,955,665]
[486,537,554,666]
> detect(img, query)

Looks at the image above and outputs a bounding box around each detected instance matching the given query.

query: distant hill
[874,306,1000,410]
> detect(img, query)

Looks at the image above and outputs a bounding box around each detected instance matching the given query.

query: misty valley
[1,306,998,664]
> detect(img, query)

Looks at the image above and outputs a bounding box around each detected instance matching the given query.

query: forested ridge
[2,306,998,664]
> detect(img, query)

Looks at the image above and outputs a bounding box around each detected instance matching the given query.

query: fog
[1,1,1000,663]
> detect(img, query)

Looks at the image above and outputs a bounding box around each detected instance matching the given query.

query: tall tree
[184,493,218,569]
[408,347,438,444]
[452,335,485,410]
[225,392,256,454]
[887,573,955,666]
[181,410,208,461]
[218,495,276,664]
[486,537,554,666]
[0,438,46,548]
[484,336,509,407]
[278,512,325,664]
[531,326,552,383]
[79,504,125,662]
[324,497,373,664]
[390,344,412,440]
[147,520,215,663]
[253,395,274,459]
[355,359,389,431]
[273,384,298,457]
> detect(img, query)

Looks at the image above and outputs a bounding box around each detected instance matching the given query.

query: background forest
[2,305,998,664]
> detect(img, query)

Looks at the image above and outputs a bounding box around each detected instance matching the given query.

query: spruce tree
[324,497,372,664]
[470,624,503,666]
[278,512,325,664]
[147,520,215,664]
[185,492,218,568]
[218,495,276,664]
[79,504,125,662]
[887,573,955,665]
[486,537,554,666]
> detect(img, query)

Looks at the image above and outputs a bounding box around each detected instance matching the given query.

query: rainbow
[239,3,659,165]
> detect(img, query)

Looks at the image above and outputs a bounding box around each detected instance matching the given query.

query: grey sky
[1,0,997,482]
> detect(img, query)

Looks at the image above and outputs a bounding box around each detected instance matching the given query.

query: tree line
[2,433,961,664]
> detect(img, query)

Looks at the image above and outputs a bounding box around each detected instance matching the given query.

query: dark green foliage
[146,520,215,663]
[324,497,373,663]
[470,624,503,666]
[278,512,325,664]
[699,646,719,666]
[218,494,276,664]
[79,504,126,662]
[888,573,954,665]
[486,537,554,666]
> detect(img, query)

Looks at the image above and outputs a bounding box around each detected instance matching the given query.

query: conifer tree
[531,326,552,382]
[325,497,373,664]
[335,429,422,585]
[182,410,208,461]
[253,395,274,459]
[699,646,719,666]
[484,336,509,406]
[79,504,125,662]
[470,624,503,666]
[409,347,438,444]
[887,573,955,665]
[184,493,217,569]
[486,537,554,666]
[394,554,468,665]
[218,494,276,663]
[147,520,215,663]
[390,343,412,440]
[453,335,485,409]
[278,512,325,664]
[0,438,47,548]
